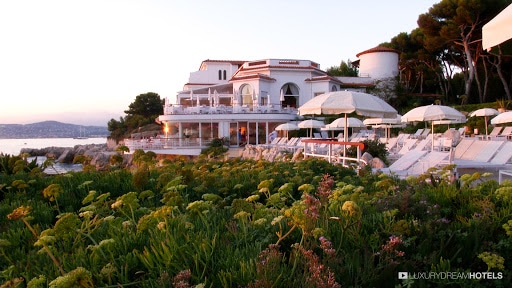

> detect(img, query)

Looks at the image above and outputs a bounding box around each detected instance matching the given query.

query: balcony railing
[163,104,297,115]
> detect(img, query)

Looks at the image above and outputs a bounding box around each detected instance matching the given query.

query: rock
[371,157,387,169]
[57,149,75,163]
[90,152,117,171]
[361,152,374,164]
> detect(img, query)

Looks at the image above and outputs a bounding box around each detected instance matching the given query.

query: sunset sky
[0,0,438,126]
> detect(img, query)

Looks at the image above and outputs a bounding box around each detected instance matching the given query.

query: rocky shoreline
[20,143,132,171]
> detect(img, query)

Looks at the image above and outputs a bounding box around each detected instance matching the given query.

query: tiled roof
[231,73,276,81]
[356,46,399,57]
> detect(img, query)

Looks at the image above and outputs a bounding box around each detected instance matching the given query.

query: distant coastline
[0,120,109,139]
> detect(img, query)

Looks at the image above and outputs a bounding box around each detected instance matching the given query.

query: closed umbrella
[401,104,466,150]
[468,108,499,136]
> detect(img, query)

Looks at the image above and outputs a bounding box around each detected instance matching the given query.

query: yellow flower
[7,205,31,220]
[341,201,359,216]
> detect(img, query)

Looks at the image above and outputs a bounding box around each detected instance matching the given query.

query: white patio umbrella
[297,91,397,141]
[275,122,299,138]
[298,119,325,137]
[483,3,512,55]
[401,104,466,150]
[468,108,499,136]
[323,117,365,138]
[363,114,403,138]
[280,89,285,102]
[491,111,512,125]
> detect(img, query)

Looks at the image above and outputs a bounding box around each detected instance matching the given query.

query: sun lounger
[490,142,512,165]
[472,140,505,162]
[377,150,428,174]
[458,140,489,160]
[410,129,424,139]
[406,151,450,175]
[454,138,475,159]
[397,138,418,154]
[413,138,431,151]
[418,128,431,139]
[481,126,502,140]
[384,137,399,152]
[496,126,512,139]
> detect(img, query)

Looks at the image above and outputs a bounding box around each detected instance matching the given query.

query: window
[223,70,227,80]
[218,70,222,80]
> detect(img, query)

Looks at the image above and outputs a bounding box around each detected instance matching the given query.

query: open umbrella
[275,122,299,138]
[297,91,397,141]
[401,105,466,150]
[483,3,512,55]
[298,119,325,137]
[323,117,365,138]
[364,114,404,139]
[468,108,499,136]
[491,111,512,125]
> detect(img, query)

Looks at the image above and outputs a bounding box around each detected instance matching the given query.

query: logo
[398,272,408,279]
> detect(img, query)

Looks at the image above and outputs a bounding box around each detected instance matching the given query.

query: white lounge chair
[473,140,505,162]
[406,151,451,175]
[458,140,489,160]
[481,126,502,140]
[490,142,512,165]
[377,150,428,174]
[454,138,475,159]
[496,126,512,140]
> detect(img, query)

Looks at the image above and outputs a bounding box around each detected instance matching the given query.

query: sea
[0,137,108,174]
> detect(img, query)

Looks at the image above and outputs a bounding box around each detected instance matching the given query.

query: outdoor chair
[481,126,502,140]
[410,128,424,139]
[496,126,512,140]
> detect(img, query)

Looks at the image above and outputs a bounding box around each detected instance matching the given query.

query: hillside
[0,121,109,139]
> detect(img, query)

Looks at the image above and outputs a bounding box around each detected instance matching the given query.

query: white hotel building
[125,46,399,156]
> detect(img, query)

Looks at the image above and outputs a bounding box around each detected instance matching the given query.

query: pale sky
[0,0,438,126]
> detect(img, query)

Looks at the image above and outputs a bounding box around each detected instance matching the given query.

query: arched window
[240,84,254,106]
[218,70,222,80]
[223,70,227,80]
[331,85,338,91]
[280,83,299,108]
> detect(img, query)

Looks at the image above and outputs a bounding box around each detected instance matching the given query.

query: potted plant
[496,98,509,113]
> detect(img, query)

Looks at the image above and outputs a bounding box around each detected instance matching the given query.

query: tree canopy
[108,92,164,141]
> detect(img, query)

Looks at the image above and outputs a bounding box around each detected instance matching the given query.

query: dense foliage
[107,92,164,141]
[1,154,511,287]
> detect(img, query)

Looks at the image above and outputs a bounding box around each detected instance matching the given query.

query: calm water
[0,138,108,174]
[0,137,108,156]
